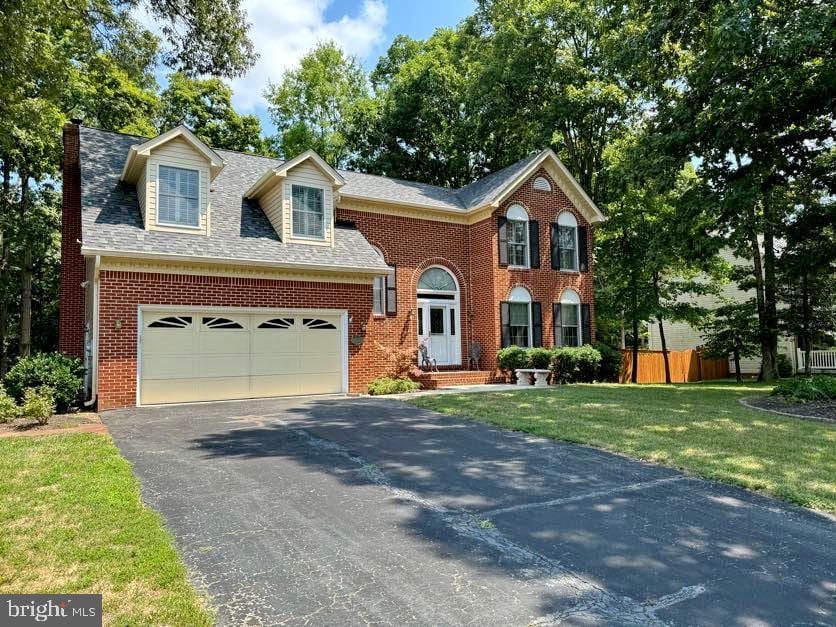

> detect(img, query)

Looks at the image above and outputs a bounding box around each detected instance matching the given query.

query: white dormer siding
[281,162,334,246]
[144,136,211,235]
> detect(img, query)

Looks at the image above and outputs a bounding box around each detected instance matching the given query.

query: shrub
[21,386,56,425]
[497,346,528,374]
[593,342,622,382]
[550,345,602,384]
[368,376,421,396]
[4,353,84,412]
[777,354,793,378]
[0,385,19,423]
[771,376,836,403]
[526,348,554,370]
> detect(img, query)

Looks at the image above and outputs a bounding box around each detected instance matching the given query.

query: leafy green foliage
[776,355,794,379]
[159,72,269,153]
[496,346,528,374]
[701,301,760,382]
[4,353,83,412]
[593,342,622,382]
[21,386,55,425]
[526,348,553,370]
[771,376,836,403]
[0,385,20,423]
[550,346,602,384]
[265,42,369,167]
[367,376,421,396]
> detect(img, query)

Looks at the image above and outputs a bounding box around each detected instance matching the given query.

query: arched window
[556,289,581,346]
[533,176,552,192]
[506,286,533,347]
[506,204,529,268]
[418,267,457,293]
[556,212,578,271]
[371,246,388,315]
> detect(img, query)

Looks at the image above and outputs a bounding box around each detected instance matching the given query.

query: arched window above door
[418,267,457,293]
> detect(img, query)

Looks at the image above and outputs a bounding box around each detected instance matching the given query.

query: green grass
[0,434,213,626]
[408,381,836,513]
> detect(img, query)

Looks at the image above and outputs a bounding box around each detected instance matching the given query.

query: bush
[0,385,19,423]
[368,376,421,396]
[526,348,554,370]
[593,342,622,382]
[771,376,836,403]
[4,353,84,412]
[550,345,602,384]
[21,386,56,425]
[777,354,793,378]
[497,346,528,374]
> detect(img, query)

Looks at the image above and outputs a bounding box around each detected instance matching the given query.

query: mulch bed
[741,396,836,423]
[0,412,105,437]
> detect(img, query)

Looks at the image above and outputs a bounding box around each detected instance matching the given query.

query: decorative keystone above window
[148,316,192,328]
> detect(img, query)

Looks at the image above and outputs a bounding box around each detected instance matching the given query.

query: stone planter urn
[515,369,532,386]
[533,371,550,387]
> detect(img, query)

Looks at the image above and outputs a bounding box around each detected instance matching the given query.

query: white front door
[418,301,459,366]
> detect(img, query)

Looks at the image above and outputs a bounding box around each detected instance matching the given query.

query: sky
[220,0,476,134]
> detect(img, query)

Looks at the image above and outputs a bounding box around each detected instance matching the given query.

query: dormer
[245,149,344,247]
[120,126,224,236]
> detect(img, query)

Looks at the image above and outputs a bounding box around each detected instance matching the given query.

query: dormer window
[158,165,200,227]
[292,184,325,238]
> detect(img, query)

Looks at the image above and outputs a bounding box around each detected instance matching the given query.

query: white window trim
[508,286,533,348]
[155,163,203,229]
[557,212,579,273]
[558,289,582,346]
[506,204,530,270]
[291,182,328,240]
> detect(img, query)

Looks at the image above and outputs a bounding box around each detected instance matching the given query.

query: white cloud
[232,0,388,112]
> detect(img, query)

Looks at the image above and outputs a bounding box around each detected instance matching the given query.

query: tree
[623,0,835,381]
[159,73,269,153]
[265,42,369,167]
[702,301,760,382]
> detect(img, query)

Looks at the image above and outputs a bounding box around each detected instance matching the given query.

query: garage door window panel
[148,316,192,328]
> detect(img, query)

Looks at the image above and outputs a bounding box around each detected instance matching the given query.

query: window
[158,165,199,227]
[417,267,457,292]
[556,289,582,347]
[303,318,337,329]
[506,204,529,268]
[258,318,294,329]
[202,317,243,329]
[292,184,325,238]
[557,212,578,271]
[148,316,192,328]
[507,286,532,347]
[371,246,391,316]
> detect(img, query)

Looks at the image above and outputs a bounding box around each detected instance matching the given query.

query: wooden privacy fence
[620,349,730,383]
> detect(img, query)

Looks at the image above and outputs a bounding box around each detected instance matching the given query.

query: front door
[418,302,459,366]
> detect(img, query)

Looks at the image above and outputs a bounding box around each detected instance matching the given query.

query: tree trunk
[0,158,10,374]
[631,318,639,384]
[759,195,780,381]
[18,173,32,359]
[733,348,741,383]
[658,317,671,384]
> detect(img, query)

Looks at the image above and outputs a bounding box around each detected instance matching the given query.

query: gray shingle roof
[79,127,551,267]
[79,127,390,271]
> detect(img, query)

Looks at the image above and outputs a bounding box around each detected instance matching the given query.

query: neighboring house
[646,248,796,375]
[59,122,604,409]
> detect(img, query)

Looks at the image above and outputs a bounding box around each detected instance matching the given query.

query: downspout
[83,255,100,407]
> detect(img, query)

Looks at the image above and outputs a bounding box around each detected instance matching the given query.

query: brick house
[59,122,605,409]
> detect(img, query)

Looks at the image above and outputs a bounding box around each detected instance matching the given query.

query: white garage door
[139,310,345,405]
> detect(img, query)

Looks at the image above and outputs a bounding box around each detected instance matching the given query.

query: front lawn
[0,434,213,625]
[408,381,836,513]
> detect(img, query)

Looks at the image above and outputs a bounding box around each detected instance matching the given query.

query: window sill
[508,265,531,271]
[371,313,387,319]
[291,234,327,242]
[558,269,580,274]
[156,222,203,230]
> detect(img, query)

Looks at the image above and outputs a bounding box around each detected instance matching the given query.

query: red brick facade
[58,123,86,359]
[62,125,596,408]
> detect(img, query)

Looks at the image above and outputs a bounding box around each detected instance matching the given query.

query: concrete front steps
[414,370,506,390]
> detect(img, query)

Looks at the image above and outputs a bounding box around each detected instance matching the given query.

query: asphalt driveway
[104,396,835,626]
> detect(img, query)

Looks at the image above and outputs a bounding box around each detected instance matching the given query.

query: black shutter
[500,302,511,348]
[532,302,543,347]
[529,220,540,268]
[581,303,591,345]
[578,226,589,272]
[498,216,509,267]
[550,223,561,270]
[553,303,563,347]
[386,265,397,315]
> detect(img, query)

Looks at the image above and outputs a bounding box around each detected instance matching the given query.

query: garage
[138,308,346,405]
